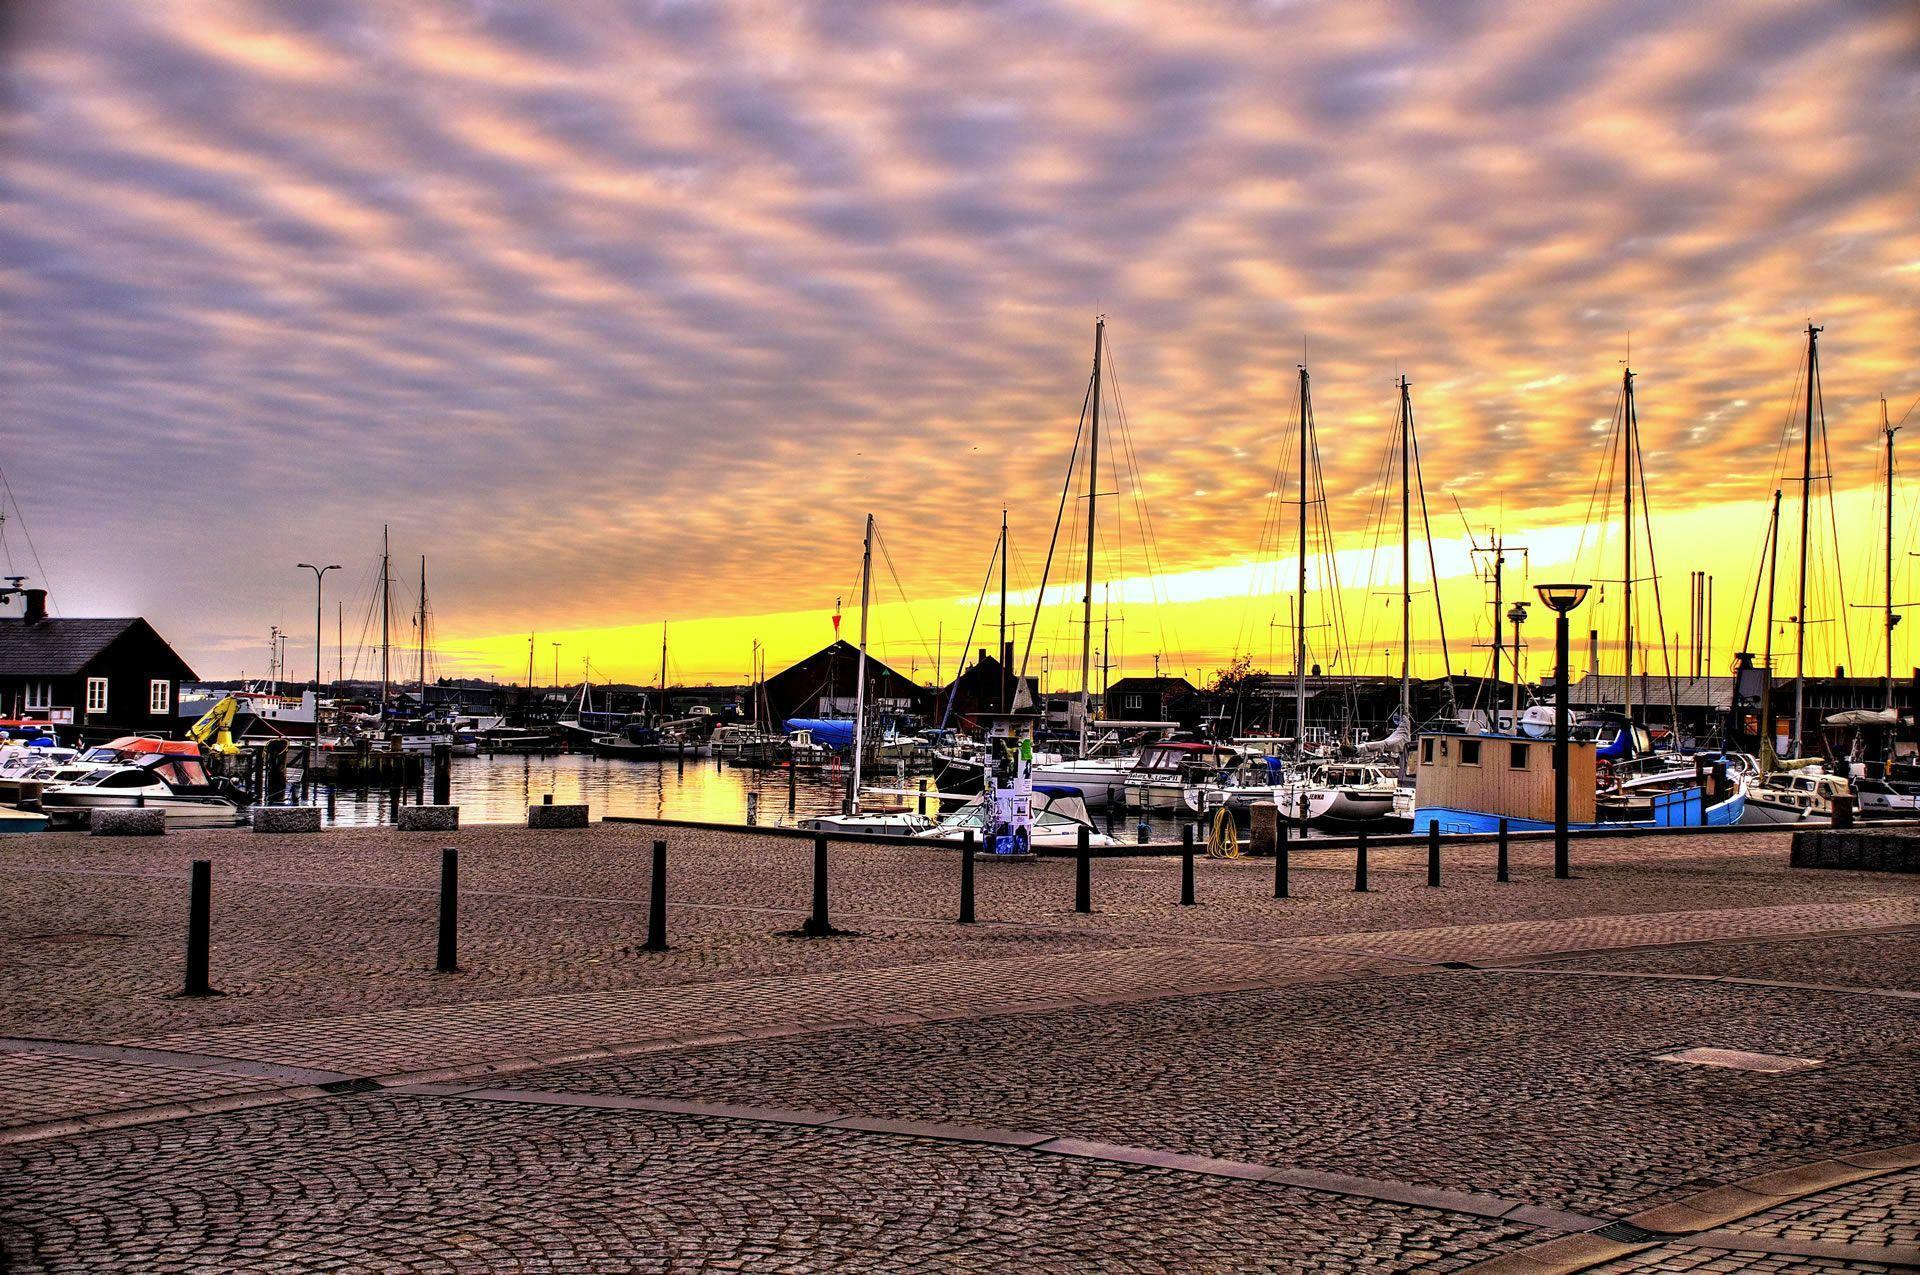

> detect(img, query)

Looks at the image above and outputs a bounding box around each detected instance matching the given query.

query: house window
[1123,694,1144,711]
[86,678,109,713]
[1459,739,1482,766]
[149,680,171,714]
[1509,743,1529,770]
[1420,738,1434,765]
[24,680,53,711]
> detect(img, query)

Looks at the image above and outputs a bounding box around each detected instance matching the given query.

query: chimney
[23,589,47,624]
[1588,629,1599,678]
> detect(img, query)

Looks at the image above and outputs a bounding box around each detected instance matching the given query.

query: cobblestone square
[2,824,1916,1270]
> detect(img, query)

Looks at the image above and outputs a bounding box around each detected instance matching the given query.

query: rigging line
[1571,381,1626,573]
[1812,363,1855,674]
[0,466,54,610]
[1632,416,1680,712]
[939,536,1000,730]
[1409,402,1456,687]
[872,524,934,665]
[1740,495,1775,653]
[1016,369,1094,688]
[1104,354,1184,676]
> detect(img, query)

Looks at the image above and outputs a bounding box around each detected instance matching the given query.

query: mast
[1622,366,1636,724]
[999,508,1009,712]
[1079,318,1102,753]
[417,556,427,702]
[659,622,669,720]
[1884,396,1897,710]
[850,514,874,813]
[1399,375,1412,730]
[1760,489,1782,771]
[1295,361,1310,751]
[378,525,391,715]
[1794,324,1820,755]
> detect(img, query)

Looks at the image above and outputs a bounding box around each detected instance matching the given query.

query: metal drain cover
[1653,1047,1824,1074]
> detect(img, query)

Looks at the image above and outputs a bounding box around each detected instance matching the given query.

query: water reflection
[304,752,1202,838]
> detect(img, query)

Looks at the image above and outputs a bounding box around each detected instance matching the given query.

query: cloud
[2,0,1916,685]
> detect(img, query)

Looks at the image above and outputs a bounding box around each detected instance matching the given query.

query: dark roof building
[763,640,933,727]
[937,646,1038,730]
[1,588,197,740]
[1103,676,1196,721]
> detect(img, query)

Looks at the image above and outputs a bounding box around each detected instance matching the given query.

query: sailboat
[800,515,936,835]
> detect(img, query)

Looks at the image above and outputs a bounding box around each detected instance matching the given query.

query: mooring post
[1427,823,1442,887]
[1075,825,1092,914]
[1137,817,1150,845]
[1180,824,1196,906]
[388,786,400,822]
[804,835,832,936]
[788,760,797,812]
[918,778,929,818]
[432,744,451,805]
[959,829,976,924]
[182,859,212,996]
[1354,830,1369,892]
[1496,818,1510,883]
[1104,789,1115,836]
[436,847,458,973]
[645,839,668,952]
[1275,820,1290,899]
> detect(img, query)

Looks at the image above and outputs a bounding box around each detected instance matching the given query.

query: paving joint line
[1455,966,1920,1000]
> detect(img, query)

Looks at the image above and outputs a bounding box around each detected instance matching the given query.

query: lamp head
[1506,602,1530,624]
[1535,582,1591,614]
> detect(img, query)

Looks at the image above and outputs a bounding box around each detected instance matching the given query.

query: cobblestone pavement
[0,1094,1539,1273]
[1,825,1915,1269]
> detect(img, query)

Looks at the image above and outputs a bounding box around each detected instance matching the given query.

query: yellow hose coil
[1206,805,1241,859]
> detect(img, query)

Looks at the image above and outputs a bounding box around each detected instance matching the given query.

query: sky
[3,0,1917,693]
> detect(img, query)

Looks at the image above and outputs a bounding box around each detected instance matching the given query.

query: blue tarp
[786,718,856,749]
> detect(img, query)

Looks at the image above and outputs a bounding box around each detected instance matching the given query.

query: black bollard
[1354,831,1369,892]
[1075,826,1092,914]
[677,741,685,774]
[1427,823,1442,887]
[1496,818,1511,883]
[803,835,833,936]
[1275,821,1290,899]
[432,744,451,805]
[959,829,976,924]
[1104,789,1116,837]
[1137,818,1150,845]
[436,847,459,973]
[788,760,797,812]
[326,784,336,822]
[1180,825,1196,906]
[644,840,669,952]
[182,859,212,996]
[389,786,400,822]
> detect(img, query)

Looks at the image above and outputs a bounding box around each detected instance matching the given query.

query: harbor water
[298,751,1213,839]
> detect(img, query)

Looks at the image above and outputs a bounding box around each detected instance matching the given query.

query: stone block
[1249,802,1278,857]
[1790,828,1920,873]
[250,806,322,834]
[527,803,589,829]
[89,807,165,836]
[398,804,460,832]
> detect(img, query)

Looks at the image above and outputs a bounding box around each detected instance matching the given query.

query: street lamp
[297,563,342,694]
[1535,583,1591,879]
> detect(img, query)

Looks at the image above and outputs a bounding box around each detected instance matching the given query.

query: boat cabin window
[1421,738,1434,765]
[154,758,209,787]
[84,769,149,788]
[1509,743,1529,770]
[1459,739,1482,767]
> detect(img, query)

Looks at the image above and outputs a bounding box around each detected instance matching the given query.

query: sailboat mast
[1794,324,1820,755]
[417,556,427,700]
[1295,362,1310,751]
[850,514,874,813]
[1884,397,1896,709]
[1399,375,1412,728]
[999,508,1009,713]
[1079,318,1102,752]
[1760,489,1781,769]
[1622,366,1636,724]
[379,526,391,714]
[659,623,669,719]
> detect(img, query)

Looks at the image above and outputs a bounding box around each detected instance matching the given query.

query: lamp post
[1536,583,1591,879]
[1505,602,1529,733]
[297,563,342,693]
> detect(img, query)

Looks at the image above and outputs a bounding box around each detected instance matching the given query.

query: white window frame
[24,680,53,711]
[149,679,171,714]
[86,677,109,714]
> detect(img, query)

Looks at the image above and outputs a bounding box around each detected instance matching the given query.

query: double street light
[297,563,342,694]
[1535,582,1592,880]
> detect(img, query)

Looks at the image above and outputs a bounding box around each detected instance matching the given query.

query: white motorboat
[1739,770,1849,825]
[1035,741,1238,811]
[798,809,936,836]
[41,751,249,828]
[1279,760,1401,827]
[915,786,1119,848]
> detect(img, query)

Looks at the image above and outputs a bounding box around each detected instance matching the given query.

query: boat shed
[762,640,934,729]
[0,589,197,740]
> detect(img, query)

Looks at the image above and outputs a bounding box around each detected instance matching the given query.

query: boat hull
[1414,788,1745,835]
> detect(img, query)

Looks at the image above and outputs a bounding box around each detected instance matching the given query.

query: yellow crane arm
[188,695,242,755]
